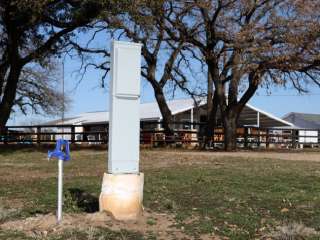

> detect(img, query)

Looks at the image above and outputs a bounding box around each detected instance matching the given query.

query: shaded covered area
[238,104,293,128]
[169,99,293,129]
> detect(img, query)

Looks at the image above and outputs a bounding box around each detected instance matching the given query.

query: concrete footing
[99,173,144,220]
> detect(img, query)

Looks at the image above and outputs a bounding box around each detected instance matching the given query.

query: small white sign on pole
[108,41,142,174]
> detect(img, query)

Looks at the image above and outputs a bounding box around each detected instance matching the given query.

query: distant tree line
[1,0,319,150]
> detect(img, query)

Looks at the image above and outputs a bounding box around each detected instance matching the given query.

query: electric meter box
[108,41,142,174]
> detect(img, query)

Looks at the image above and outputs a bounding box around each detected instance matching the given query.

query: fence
[1,122,319,149]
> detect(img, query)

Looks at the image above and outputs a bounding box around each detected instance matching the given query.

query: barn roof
[283,112,320,129]
[46,98,293,128]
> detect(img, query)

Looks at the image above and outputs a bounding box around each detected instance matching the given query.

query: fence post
[71,126,75,144]
[212,127,215,148]
[2,127,8,144]
[292,130,297,149]
[266,129,270,149]
[37,126,41,145]
[244,127,248,148]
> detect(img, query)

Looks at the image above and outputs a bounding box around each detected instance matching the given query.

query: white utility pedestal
[99,41,143,220]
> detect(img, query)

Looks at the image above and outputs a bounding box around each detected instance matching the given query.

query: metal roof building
[283,112,320,129]
[46,98,293,128]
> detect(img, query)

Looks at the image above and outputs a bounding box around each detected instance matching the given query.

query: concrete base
[99,173,144,220]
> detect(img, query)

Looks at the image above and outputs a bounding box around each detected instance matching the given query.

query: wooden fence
[1,122,319,149]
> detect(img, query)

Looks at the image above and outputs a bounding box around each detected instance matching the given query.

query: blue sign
[48,139,71,161]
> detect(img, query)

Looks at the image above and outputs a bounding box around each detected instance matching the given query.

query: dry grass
[0,148,320,239]
[266,222,318,240]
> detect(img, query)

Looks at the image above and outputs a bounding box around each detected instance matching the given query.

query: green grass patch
[144,159,320,239]
[1,149,320,239]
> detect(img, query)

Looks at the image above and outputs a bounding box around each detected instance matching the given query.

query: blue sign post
[48,139,70,223]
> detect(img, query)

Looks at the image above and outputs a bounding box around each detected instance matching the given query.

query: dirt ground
[1,209,217,240]
[140,149,320,170]
[194,150,320,161]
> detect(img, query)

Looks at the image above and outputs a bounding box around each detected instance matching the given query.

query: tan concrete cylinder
[99,173,144,220]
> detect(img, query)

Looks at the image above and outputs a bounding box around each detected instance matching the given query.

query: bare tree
[109,2,191,134]
[0,0,115,130]
[164,0,320,150]
[72,1,193,135]
[15,63,70,116]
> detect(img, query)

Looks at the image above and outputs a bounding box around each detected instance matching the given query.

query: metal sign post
[99,41,143,220]
[57,159,63,222]
[48,139,71,223]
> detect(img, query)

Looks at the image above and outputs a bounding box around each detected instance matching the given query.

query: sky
[7,33,320,125]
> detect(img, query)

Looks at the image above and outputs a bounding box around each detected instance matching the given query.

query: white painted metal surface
[108,41,142,174]
[298,130,318,143]
[57,159,63,223]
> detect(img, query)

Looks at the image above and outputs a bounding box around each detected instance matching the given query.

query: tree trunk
[153,85,173,135]
[0,13,22,130]
[204,90,218,148]
[207,70,213,119]
[222,114,238,151]
[0,64,22,129]
[204,71,213,146]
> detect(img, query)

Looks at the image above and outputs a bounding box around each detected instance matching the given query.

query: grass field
[0,147,320,239]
